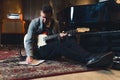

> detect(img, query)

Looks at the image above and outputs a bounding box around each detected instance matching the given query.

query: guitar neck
[67,29,76,34]
[44,33,59,41]
[44,29,77,41]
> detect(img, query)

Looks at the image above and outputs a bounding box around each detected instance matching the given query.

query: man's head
[40,5,53,24]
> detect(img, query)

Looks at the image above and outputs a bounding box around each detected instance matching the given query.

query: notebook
[19,59,45,66]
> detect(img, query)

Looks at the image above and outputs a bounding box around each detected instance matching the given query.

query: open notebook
[19,59,45,66]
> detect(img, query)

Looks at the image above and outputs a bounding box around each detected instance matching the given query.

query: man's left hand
[59,31,67,38]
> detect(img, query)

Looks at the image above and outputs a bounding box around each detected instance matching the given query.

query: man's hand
[26,56,34,64]
[59,31,67,38]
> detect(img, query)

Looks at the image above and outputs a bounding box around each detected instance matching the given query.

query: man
[24,5,114,68]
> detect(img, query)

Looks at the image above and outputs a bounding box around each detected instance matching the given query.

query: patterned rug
[0,49,99,80]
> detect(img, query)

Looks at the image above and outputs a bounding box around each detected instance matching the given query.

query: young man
[24,5,114,68]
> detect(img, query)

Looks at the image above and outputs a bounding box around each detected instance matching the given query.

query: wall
[22,0,50,20]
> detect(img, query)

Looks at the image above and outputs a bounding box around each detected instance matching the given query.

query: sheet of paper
[19,59,45,66]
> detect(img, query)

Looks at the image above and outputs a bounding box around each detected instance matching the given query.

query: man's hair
[41,5,53,14]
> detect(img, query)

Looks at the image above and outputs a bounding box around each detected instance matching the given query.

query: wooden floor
[32,69,120,80]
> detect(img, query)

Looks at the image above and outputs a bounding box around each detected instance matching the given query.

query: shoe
[86,51,114,68]
[111,56,120,70]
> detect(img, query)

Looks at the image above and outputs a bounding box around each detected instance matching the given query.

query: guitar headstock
[76,28,90,32]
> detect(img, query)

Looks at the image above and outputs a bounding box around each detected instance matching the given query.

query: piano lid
[57,1,109,24]
[55,0,120,32]
[51,0,99,13]
[56,0,120,25]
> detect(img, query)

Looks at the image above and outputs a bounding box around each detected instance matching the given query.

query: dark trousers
[36,38,91,63]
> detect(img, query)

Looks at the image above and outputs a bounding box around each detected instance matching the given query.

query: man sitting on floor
[24,4,114,68]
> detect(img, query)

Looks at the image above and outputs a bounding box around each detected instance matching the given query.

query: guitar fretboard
[44,29,77,41]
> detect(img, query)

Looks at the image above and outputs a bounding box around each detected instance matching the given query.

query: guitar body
[37,34,47,47]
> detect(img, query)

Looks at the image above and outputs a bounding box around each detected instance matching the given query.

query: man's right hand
[26,56,34,64]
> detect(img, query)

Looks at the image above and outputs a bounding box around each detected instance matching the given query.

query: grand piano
[56,0,120,54]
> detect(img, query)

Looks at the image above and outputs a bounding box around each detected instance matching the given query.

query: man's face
[40,11,52,24]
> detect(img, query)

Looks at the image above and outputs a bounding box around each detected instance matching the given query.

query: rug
[0,49,99,80]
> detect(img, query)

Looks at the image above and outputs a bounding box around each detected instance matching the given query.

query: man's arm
[24,20,36,62]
